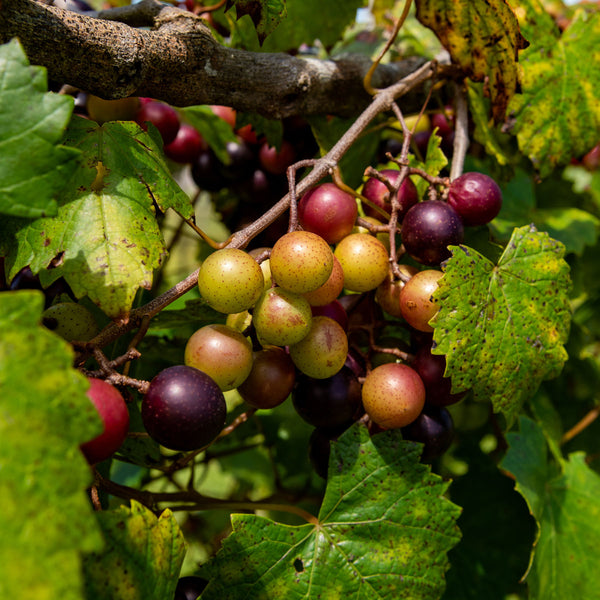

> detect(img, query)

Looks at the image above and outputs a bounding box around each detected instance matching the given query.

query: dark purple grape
[448,172,503,226]
[401,200,464,265]
[292,366,362,429]
[191,149,228,192]
[218,137,257,181]
[401,404,454,461]
[9,266,42,291]
[361,169,418,221]
[411,344,466,406]
[308,428,332,479]
[142,366,226,451]
[174,575,208,600]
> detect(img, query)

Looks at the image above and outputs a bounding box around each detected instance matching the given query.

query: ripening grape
[362,363,425,429]
[80,378,129,464]
[252,287,312,346]
[311,299,348,330]
[288,316,348,379]
[135,100,180,145]
[86,95,140,124]
[141,365,226,451]
[375,265,418,318]
[447,172,503,226]
[302,255,344,306]
[164,123,207,164]
[237,346,296,409]
[399,269,443,332]
[197,248,264,314]
[361,169,418,221]
[269,231,333,294]
[184,324,253,391]
[334,233,389,292]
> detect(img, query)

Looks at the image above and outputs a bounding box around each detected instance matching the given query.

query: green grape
[334,233,389,292]
[288,316,348,379]
[198,248,264,314]
[269,230,334,294]
[41,301,99,342]
[252,287,312,346]
[184,324,253,391]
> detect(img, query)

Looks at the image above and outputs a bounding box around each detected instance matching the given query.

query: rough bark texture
[0,0,428,118]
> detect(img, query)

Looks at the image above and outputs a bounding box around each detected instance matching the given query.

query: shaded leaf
[508,6,600,176]
[415,0,528,122]
[226,0,287,44]
[501,417,600,600]
[0,291,103,600]
[201,424,461,599]
[408,131,448,199]
[3,117,193,319]
[431,225,571,425]
[0,39,79,218]
[83,501,186,600]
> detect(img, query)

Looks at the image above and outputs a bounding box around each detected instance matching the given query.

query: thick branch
[0,0,427,118]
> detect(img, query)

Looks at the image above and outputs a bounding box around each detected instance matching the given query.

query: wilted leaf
[431,225,571,424]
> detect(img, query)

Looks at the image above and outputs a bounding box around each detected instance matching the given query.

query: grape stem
[449,82,470,181]
[561,406,600,445]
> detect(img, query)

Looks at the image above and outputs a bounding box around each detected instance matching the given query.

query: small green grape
[41,302,99,342]
[198,248,264,314]
[334,233,389,292]
[289,316,348,379]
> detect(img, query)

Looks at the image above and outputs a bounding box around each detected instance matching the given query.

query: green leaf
[415,0,528,122]
[0,39,80,218]
[82,501,186,600]
[408,131,448,200]
[431,225,572,425]
[201,424,461,599]
[3,117,194,319]
[226,0,287,44]
[180,105,239,164]
[501,417,600,600]
[509,7,600,176]
[0,290,103,600]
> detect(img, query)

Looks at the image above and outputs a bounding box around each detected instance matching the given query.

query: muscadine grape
[174,576,209,600]
[412,344,466,406]
[298,183,358,244]
[191,148,228,191]
[141,365,226,451]
[302,255,344,306]
[448,172,503,226]
[311,299,348,330]
[375,265,418,318]
[164,123,207,164]
[198,248,264,314]
[399,269,443,332]
[293,365,362,428]
[362,363,425,429]
[184,324,253,391]
[401,404,454,461]
[361,170,418,221]
[86,95,140,124]
[401,200,464,265]
[288,316,348,379]
[270,231,333,294]
[42,301,99,342]
[237,346,295,409]
[211,105,236,128]
[252,287,312,346]
[135,100,180,145]
[80,378,129,464]
[258,140,296,175]
[334,233,389,292]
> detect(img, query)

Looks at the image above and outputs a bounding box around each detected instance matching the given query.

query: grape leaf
[82,501,186,600]
[0,39,80,219]
[431,225,571,425]
[508,6,600,177]
[0,290,103,600]
[200,424,461,599]
[226,0,287,44]
[408,131,448,199]
[501,417,600,600]
[3,116,194,320]
[415,0,528,122]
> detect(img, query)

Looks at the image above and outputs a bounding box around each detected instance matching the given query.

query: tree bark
[0,0,430,118]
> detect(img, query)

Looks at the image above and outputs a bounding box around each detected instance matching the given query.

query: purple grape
[142,366,226,451]
[401,200,464,265]
[361,169,418,221]
[401,404,454,461]
[174,576,208,600]
[448,172,503,226]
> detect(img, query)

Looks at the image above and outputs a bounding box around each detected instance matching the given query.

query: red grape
[135,101,180,145]
[448,172,503,226]
[164,123,207,164]
[361,170,418,221]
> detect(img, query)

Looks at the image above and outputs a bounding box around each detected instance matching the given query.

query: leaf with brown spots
[415,0,528,122]
[431,225,572,425]
[199,424,461,600]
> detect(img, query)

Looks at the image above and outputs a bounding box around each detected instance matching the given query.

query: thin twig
[561,406,600,445]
